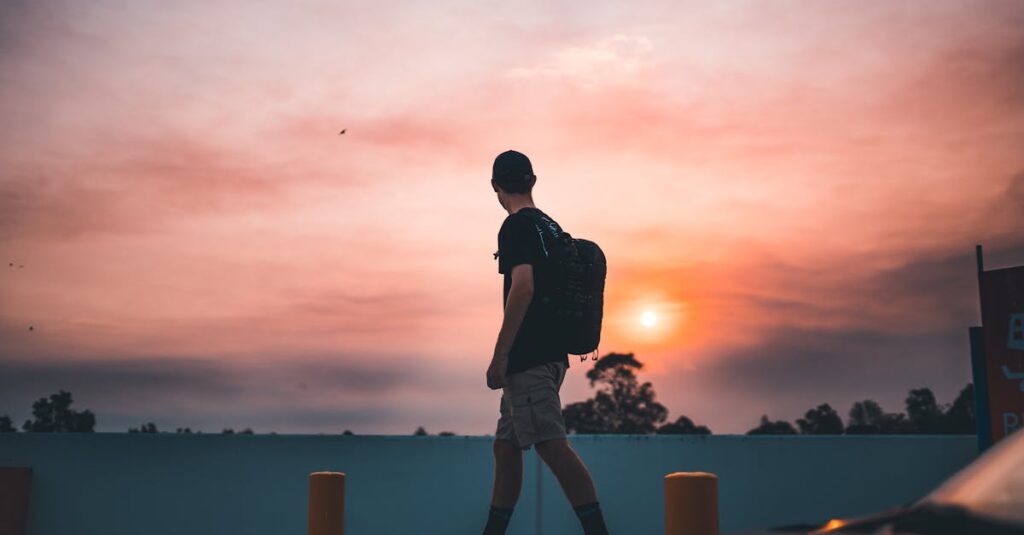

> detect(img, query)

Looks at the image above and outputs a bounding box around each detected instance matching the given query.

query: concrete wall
[0,433,978,534]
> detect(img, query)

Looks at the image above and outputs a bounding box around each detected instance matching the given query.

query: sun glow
[640,310,658,327]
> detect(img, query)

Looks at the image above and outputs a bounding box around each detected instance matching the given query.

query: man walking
[482,150,610,535]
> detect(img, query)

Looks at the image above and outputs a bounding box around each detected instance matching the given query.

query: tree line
[562,352,975,436]
[561,352,974,434]
[0,352,977,436]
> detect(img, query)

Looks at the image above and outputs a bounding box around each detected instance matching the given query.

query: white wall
[0,433,978,534]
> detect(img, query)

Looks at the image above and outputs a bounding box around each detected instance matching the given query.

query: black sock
[573,501,609,535]
[482,505,513,535]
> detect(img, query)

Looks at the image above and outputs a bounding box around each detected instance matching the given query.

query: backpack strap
[516,210,551,259]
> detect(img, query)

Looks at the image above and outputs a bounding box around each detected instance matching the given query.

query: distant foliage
[846,399,908,434]
[3,376,977,436]
[943,384,976,434]
[129,422,159,433]
[796,404,844,435]
[21,390,95,432]
[746,415,798,435]
[563,353,710,435]
[842,385,976,435]
[656,415,711,435]
[846,399,886,433]
[342,429,354,436]
[563,353,667,434]
[905,388,944,434]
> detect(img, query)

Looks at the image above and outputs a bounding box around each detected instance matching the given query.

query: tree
[746,415,797,435]
[796,404,844,435]
[878,412,911,434]
[129,422,159,433]
[239,428,254,434]
[176,427,193,434]
[342,429,354,436]
[438,431,456,436]
[413,426,428,436]
[222,428,235,434]
[846,400,910,434]
[905,387,944,434]
[656,415,711,435]
[943,383,976,434]
[0,415,16,433]
[562,399,606,434]
[563,353,668,434]
[21,390,95,432]
[847,399,885,433]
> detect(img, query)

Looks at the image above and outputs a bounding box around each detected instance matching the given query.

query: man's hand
[486,353,509,390]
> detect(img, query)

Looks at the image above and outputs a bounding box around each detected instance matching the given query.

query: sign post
[975,245,1024,449]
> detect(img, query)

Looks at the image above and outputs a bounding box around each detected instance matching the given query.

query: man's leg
[490,438,524,507]
[484,392,523,535]
[535,438,609,535]
[533,438,596,506]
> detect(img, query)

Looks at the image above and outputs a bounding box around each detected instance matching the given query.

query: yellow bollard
[664,472,719,535]
[308,471,346,535]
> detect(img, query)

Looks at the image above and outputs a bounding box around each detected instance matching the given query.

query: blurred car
[739,429,1024,535]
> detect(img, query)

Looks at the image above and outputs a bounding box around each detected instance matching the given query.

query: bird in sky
[338,129,346,135]
[28,326,34,331]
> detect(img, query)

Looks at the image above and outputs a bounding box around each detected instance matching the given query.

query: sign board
[978,264,1024,444]
[0,467,32,535]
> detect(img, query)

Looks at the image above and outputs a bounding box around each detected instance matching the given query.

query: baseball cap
[492,150,534,182]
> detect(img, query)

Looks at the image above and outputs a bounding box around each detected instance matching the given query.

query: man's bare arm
[495,263,534,357]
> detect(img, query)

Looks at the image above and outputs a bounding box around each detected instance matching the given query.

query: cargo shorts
[495,360,569,450]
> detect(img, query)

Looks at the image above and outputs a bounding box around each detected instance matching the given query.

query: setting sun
[641,310,658,328]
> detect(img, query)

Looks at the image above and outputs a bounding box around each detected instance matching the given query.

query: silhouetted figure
[483,150,609,535]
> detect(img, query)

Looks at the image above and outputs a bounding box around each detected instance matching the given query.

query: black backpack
[517,209,607,361]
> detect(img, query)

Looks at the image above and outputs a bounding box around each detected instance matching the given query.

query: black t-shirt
[496,207,570,375]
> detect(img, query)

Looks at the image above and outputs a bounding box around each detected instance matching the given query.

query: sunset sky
[1,0,1023,434]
